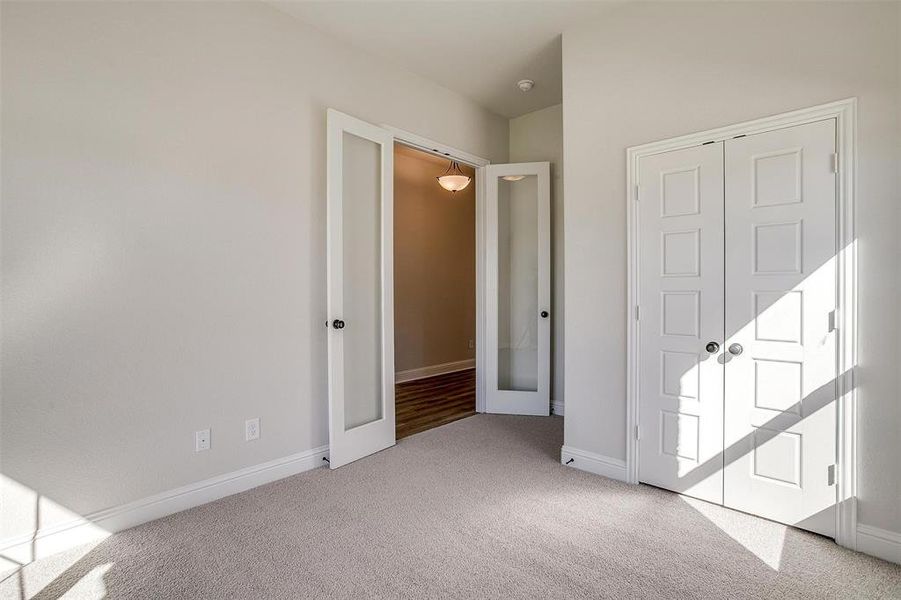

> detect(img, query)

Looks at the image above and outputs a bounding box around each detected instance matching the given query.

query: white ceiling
[271,1,621,118]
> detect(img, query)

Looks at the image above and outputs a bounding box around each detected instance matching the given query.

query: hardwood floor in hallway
[395,368,476,439]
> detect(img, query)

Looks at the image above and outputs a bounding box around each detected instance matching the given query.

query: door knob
[705,341,720,353]
[540,310,549,318]
[332,319,345,329]
[728,343,743,356]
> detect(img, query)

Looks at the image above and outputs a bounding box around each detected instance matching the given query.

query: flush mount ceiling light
[437,160,471,193]
[501,175,526,182]
[517,79,535,92]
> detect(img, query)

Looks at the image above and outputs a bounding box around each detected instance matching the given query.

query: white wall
[509,105,564,407]
[0,0,508,543]
[562,2,901,533]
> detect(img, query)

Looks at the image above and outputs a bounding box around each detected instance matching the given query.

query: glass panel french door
[326,109,395,468]
[485,162,550,415]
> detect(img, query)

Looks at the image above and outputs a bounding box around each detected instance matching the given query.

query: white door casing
[637,143,725,504]
[723,119,838,536]
[485,162,551,416]
[326,109,395,468]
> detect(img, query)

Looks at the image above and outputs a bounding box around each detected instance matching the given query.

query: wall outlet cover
[195,429,211,452]
[245,418,260,442]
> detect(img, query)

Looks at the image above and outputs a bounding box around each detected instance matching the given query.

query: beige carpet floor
[3,414,900,599]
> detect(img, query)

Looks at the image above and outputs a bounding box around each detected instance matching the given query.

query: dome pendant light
[437,160,472,193]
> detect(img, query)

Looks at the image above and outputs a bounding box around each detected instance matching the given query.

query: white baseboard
[857,524,901,565]
[560,445,627,482]
[395,358,475,383]
[0,445,329,566]
[551,400,564,416]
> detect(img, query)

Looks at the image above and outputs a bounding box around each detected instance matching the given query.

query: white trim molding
[0,445,328,566]
[395,359,475,383]
[475,165,487,414]
[561,446,627,482]
[551,400,565,416]
[625,98,858,550]
[381,125,490,169]
[857,525,901,565]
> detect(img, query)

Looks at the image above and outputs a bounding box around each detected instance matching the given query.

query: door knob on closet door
[332,319,345,329]
[705,341,720,354]
[728,343,743,356]
[540,310,549,318]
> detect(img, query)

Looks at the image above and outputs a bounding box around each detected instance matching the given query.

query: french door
[326,111,553,467]
[326,109,395,468]
[485,162,551,416]
[637,118,838,536]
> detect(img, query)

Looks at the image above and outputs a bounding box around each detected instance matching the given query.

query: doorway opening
[393,143,477,439]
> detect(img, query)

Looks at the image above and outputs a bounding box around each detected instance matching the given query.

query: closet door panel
[723,119,837,536]
[637,143,725,504]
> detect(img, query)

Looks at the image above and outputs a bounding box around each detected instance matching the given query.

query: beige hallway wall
[394,146,476,374]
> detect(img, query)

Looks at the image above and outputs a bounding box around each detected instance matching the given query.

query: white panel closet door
[485,162,550,416]
[637,143,725,504]
[326,109,395,469]
[723,119,837,536]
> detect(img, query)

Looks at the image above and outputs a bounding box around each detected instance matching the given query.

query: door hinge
[635,425,641,440]
[831,153,839,173]
[635,184,640,200]
[827,464,837,486]
[635,305,640,321]
[828,310,838,332]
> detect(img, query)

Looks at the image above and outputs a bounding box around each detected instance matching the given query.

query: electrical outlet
[468,339,474,349]
[245,418,260,442]
[195,429,211,452]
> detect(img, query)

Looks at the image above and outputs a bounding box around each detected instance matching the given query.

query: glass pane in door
[342,131,383,429]
[496,174,539,392]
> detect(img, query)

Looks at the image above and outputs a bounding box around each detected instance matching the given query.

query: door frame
[380,125,491,413]
[624,98,858,549]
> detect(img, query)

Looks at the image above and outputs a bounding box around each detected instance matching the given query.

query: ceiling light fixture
[501,175,526,182]
[517,79,535,92]
[437,160,472,193]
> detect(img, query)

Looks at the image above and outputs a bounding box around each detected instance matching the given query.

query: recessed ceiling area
[271,1,621,118]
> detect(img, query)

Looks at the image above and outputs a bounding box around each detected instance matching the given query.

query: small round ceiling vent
[517,79,535,92]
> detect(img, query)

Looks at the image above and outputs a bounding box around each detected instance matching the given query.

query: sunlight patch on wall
[1,475,110,568]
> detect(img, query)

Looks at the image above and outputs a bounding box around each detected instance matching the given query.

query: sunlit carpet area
[3,414,900,599]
